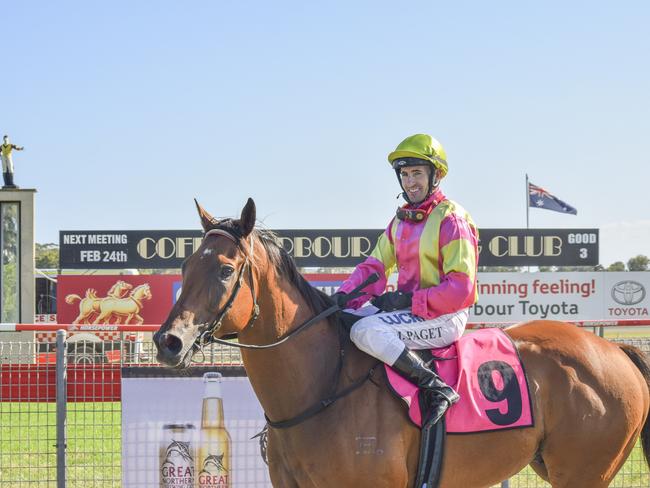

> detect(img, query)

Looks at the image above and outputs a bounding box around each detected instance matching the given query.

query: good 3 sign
[470,272,649,323]
[59,228,598,268]
[476,229,598,266]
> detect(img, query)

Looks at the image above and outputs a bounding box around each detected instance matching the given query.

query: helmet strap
[430,168,441,193]
[395,169,416,204]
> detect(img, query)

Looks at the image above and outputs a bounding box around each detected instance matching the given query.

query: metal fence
[1,330,649,487]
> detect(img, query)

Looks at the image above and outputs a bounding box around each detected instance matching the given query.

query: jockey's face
[399,165,430,204]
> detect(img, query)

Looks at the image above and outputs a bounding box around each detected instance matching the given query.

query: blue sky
[3,1,649,266]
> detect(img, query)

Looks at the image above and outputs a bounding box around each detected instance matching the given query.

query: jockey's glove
[371,291,413,312]
[331,292,352,309]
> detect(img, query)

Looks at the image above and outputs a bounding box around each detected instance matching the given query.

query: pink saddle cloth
[385,328,534,433]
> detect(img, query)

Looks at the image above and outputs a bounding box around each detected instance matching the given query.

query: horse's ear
[194,198,218,232]
[239,198,256,237]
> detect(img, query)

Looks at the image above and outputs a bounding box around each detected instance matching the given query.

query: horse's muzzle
[154,331,189,367]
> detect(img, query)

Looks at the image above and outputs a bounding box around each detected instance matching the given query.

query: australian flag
[528,182,577,215]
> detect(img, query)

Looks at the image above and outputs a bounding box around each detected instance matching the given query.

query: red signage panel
[57,275,182,325]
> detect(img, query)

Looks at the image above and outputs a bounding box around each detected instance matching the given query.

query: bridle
[195,228,261,347]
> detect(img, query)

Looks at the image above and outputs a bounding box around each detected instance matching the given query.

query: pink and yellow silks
[338,189,479,319]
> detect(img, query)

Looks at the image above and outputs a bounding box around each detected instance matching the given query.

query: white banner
[470,272,650,323]
[122,373,270,487]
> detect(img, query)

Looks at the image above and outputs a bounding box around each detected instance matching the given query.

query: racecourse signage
[477,229,599,266]
[55,271,650,325]
[307,272,650,323]
[471,271,649,323]
[59,228,599,269]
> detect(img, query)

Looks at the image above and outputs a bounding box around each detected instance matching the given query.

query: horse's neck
[238,272,341,423]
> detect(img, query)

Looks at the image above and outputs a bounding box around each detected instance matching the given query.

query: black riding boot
[392,348,459,425]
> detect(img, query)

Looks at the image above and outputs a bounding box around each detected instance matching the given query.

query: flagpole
[526,173,529,229]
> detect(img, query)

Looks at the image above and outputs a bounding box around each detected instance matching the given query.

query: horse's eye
[219,265,235,281]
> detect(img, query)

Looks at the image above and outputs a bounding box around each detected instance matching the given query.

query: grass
[1,402,649,487]
[490,444,650,487]
[0,402,121,487]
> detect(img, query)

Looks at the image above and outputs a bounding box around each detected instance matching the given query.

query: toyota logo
[611,281,646,306]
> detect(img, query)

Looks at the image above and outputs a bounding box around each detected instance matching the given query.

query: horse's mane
[254,228,334,315]
[210,219,334,316]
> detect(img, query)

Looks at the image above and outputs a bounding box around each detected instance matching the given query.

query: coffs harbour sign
[59,228,599,269]
[59,230,378,269]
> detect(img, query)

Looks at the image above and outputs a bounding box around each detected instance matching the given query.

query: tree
[35,243,59,268]
[607,261,626,271]
[551,266,595,272]
[1,204,18,266]
[478,266,522,272]
[627,255,649,271]
[1,261,17,321]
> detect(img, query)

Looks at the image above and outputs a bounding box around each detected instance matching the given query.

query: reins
[201,304,340,350]
[265,321,380,429]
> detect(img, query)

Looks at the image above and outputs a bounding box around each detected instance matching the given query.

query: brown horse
[153,198,650,488]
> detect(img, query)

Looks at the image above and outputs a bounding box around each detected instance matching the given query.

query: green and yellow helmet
[388,134,448,178]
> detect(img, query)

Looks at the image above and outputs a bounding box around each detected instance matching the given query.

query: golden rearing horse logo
[66,280,134,324]
[65,281,153,325]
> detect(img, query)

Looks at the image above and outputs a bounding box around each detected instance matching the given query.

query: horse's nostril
[161,333,183,356]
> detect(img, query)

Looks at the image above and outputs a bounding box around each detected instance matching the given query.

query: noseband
[196,228,260,346]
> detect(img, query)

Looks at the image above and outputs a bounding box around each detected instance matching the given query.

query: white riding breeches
[349,305,469,366]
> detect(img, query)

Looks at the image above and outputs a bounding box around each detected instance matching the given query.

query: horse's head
[153,198,258,368]
[112,280,134,298]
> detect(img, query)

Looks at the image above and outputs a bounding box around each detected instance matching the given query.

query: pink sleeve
[412,272,475,318]
[337,257,387,309]
[336,222,396,309]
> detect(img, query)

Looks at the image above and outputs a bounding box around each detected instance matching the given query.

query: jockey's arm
[337,222,396,309]
[411,214,478,319]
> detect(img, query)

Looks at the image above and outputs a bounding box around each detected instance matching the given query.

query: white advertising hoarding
[122,370,270,487]
[470,272,650,323]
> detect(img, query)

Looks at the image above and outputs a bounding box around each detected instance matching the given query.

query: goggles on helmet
[392,157,434,171]
[396,207,428,222]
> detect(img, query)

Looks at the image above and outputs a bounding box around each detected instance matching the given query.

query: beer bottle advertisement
[197,373,232,488]
[122,371,271,487]
[159,423,196,487]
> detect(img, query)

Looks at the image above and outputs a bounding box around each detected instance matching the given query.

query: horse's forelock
[203,218,247,243]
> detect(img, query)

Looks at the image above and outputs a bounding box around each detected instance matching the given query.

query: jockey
[333,133,479,426]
